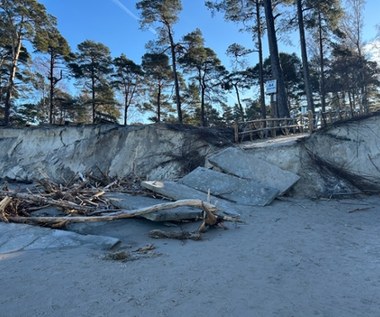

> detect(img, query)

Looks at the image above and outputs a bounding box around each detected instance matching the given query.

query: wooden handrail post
[299,114,304,133]
[233,121,239,143]
[328,111,332,124]
[308,110,313,132]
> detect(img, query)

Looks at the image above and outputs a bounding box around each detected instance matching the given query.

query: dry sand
[1,196,380,317]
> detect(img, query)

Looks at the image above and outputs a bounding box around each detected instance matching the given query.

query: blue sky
[38,0,379,70]
[38,0,252,67]
[34,0,379,123]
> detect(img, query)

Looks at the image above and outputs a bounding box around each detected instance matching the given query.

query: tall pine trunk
[49,53,55,124]
[4,33,22,125]
[296,0,314,113]
[263,0,289,118]
[167,25,182,123]
[123,84,136,126]
[157,83,162,122]
[200,70,206,127]
[255,0,266,120]
[234,83,244,121]
[91,69,96,123]
[124,92,129,126]
[318,13,327,113]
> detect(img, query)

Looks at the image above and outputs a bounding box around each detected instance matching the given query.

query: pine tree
[225,43,256,122]
[69,40,114,123]
[179,29,227,127]
[141,53,173,122]
[34,15,71,124]
[0,0,51,125]
[205,0,267,119]
[112,54,144,125]
[304,0,343,112]
[136,0,183,123]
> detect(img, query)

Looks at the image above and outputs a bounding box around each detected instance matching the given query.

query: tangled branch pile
[0,177,235,235]
[0,177,129,222]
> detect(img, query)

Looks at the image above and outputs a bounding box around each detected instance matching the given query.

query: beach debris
[103,244,160,262]
[149,229,202,241]
[0,178,240,237]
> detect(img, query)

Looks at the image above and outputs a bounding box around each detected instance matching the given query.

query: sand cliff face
[1,113,380,198]
[0,124,230,183]
[240,114,380,197]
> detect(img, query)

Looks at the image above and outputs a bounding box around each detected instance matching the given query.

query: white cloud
[110,0,156,35]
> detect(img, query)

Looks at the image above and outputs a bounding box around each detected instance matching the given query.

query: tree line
[0,0,379,127]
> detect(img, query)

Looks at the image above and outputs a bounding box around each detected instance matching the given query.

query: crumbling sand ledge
[0,124,231,182]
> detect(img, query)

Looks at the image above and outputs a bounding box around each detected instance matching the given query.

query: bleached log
[7,199,218,226]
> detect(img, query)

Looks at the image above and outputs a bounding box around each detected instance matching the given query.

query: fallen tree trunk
[6,199,218,226]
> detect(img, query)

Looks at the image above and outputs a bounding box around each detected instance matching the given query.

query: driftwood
[6,199,219,227]
[0,176,240,235]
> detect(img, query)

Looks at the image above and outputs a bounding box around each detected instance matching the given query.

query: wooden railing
[234,115,311,143]
[318,109,362,128]
[234,109,367,143]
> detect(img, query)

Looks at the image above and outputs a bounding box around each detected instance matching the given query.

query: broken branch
[0,190,95,213]
[0,196,12,223]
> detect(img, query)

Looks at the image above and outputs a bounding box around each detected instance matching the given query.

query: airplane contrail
[111,0,156,35]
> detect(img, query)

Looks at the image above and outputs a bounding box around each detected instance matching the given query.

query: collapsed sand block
[179,167,279,206]
[207,147,300,195]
